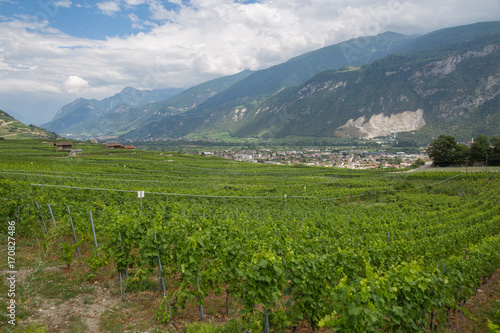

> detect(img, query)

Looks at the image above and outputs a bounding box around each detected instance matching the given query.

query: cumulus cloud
[97,1,121,16]
[62,75,90,94]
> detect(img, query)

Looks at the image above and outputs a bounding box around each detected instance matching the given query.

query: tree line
[427,134,500,167]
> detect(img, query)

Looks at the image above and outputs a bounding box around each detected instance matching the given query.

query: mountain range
[41,21,500,144]
[41,86,185,140]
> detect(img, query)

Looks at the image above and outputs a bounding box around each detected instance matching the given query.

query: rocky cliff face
[339,109,426,138]
[421,45,498,78]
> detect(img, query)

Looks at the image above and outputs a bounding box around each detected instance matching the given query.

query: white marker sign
[138,191,145,198]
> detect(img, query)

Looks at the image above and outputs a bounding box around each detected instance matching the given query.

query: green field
[1,140,499,332]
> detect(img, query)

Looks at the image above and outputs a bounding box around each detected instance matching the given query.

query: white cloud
[128,13,142,28]
[129,13,157,30]
[62,75,90,94]
[124,0,147,5]
[147,0,175,21]
[55,0,72,8]
[97,1,121,16]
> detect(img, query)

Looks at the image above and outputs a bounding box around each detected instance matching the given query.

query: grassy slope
[0,110,59,140]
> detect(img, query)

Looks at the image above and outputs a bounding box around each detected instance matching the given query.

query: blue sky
[1,0,187,39]
[0,0,499,126]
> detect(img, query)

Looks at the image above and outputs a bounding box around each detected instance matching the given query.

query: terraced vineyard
[1,140,499,332]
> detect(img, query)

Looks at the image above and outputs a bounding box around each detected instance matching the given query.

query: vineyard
[1,140,500,332]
